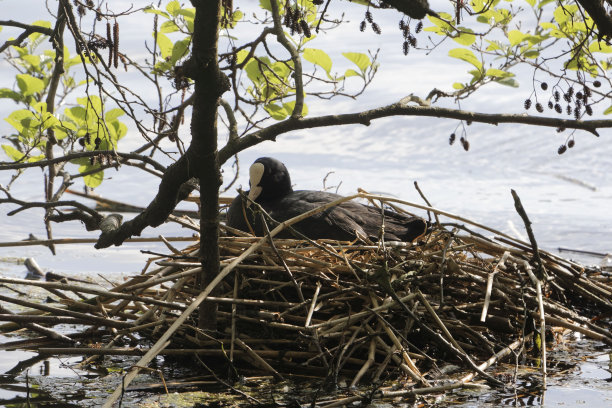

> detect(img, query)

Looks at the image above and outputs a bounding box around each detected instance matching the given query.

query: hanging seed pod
[283,8,292,27]
[403,40,409,55]
[558,144,567,154]
[106,22,113,67]
[312,0,324,4]
[449,133,456,145]
[567,86,574,98]
[85,132,91,144]
[563,92,570,102]
[360,20,366,32]
[554,103,562,114]
[86,0,94,8]
[540,82,548,90]
[78,137,85,147]
[574,106,581,119]
[408,35,417,47]
[593,80,601,88]
[399,20,406,30]
[535,102,543,113]
[554,90,560,102]
[466,120,472,125]
[566,105,572,115]
[583,86,591,98]
[94,136,101,148]
[585,104,593,116]
[365,10,373,23]
[575,91,583,100]
[372,22,381,34]
[568,139,575,148]
[113,21,119,69]
[461,137,470,151]
[556,127,566,132]
[575,99,582,110]
[300,20,311,37]
[294,18,302,34]
[524,99,532,110]
[416,21,423,33]
[77,5,86,17]
[548,101,553,109]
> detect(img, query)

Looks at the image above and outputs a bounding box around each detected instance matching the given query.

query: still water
[1,0,611,405]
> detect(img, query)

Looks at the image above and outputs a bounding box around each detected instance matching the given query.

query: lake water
[1,1,611,406]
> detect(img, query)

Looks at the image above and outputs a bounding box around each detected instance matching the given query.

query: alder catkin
[106,22,113,67]
[113,21,119,69]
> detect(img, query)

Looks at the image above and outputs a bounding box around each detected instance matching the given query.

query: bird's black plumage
[227,157,427,242]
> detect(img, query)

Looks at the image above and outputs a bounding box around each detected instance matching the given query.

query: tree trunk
[188,0,226,331]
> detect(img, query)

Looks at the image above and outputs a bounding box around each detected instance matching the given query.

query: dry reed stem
[1,192,610,405]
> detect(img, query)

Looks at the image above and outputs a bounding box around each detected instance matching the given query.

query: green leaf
[16,74,44,96]
[171,38,191,63]
[105,108,125,123]
[427,12,453,30]
[485,68,514,78]
[494,77,519,87]
[342,52,370,73]
[5,109,37,133]
[0,88,22,101]
[2,144,25,161]
[524,0,536,7]
[245,58,264,83]
[177,8,195,19]
[453,28,476,46]
[143,6,170,18]
[523,50,540,59]
[166,0,181,17]
[538,0,555,8]
[65,106,87,125]
[78,96,103,114]
[236,49,250,65]
[553,5,577,25]
[28,20,51,41]
[452,82,465,90]
[65,55,84,69]
[111,121,128,140]
[448,48,482,71]
[589,40,612,53]
[155,33,173,59]
[508,30,526,46]
[343,68,361,78]
[79,164,104,188]
[264,103,288,120]
[283,100,308,117]
[303,48,332,74]
[160,20,179,33]
[22,54,41,69]
[604,105,612,115]
[259,0,272,12]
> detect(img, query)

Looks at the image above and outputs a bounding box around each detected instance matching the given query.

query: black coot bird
[227,157,427,242]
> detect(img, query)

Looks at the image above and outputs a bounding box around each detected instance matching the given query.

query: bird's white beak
[247,162,265,206]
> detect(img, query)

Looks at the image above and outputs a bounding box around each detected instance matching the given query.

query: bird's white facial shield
[247,162,265,205]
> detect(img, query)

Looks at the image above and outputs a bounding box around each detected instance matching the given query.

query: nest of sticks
[1,192,611,404]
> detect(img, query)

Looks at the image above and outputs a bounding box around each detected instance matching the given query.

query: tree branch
[219,100,610,163]
[0,150,166,172]
[269,0,304,118]
[93,149,198,248]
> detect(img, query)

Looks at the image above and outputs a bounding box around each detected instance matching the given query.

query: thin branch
[219,100,610,163]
